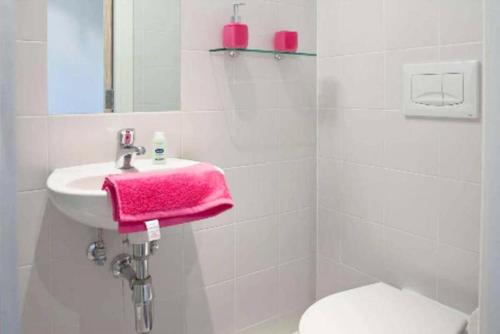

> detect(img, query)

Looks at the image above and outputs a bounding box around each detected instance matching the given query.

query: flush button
[411,74,443,106]
[442,73,464,106]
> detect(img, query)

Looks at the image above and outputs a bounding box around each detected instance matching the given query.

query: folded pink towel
[102,163,233,234]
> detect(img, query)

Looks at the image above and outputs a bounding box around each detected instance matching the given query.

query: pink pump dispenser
[223,2,248,49]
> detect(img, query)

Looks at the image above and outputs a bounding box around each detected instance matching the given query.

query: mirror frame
[104,0,114,112]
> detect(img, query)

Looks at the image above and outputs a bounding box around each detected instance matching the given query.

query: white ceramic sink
[47,158,200,230]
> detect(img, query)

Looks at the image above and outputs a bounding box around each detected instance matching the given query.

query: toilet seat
[299,283,468,334]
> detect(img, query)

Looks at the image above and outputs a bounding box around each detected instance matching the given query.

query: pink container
[223,23,249,49]
[274,31,298,52]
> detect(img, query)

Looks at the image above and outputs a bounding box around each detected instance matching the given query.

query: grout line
[15,39,46,44]
[318,155,481,186]
[319,204,480,256]
[317,41,485,62]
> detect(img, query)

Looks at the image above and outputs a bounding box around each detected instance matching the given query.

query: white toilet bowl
[299,283,473,334]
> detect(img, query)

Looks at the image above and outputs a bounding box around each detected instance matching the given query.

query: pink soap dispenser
[223,2,248,49]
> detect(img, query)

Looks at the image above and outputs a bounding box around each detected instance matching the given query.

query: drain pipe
[131,243,154,333]
[111,240,159,333]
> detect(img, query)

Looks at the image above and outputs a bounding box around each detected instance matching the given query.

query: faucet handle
[119,128,135,147]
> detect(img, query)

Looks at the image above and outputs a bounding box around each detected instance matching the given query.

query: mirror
[48,0,181,114]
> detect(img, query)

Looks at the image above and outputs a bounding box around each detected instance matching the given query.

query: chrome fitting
[111,241,156,333]
[87,229,107,265]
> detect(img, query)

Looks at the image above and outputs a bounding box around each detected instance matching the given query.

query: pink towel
[102,163,233,234]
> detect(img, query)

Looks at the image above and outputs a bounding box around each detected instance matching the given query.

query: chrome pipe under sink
[112,241,158,333]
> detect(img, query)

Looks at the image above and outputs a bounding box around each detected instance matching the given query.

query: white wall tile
[19,265,52,334]
[233,54,283,83]
[318,108,343,159]
[439,121,482,183]
[185,281,235,334]
[226,164,279,222]
[149,233,185,298]
[236,216,279,276]
[317,256,377,299]
[278,159,315,213]
[383,228,437,299]
[439,179,481,252]
[16,117,48,191]
[383,111,440,175]
[318,0,384,57]
[15,42,47,116]
[341,163,385,222]
[48,114,125,169]
[343,109,385,165]
[181,111,252,168]
[80,311,126,334]
[181,51,224,111]
[384,0,439,50]
[341,216,385,279]
[383,171,440,239]
[319,54,385,109]
[316,256,337,299]
[280,80,316,110]
[440,0,483,44]
[17,190,48,266]
[50,259,124,326]
[437,244,479,313]
[229,108,279,164]
[184,225,235,290]
[279,209,316,263]
[440,43,484,63]
[181,0,227,51]
[235,268,279,330]
[149,296,185,334]
[318,158,343,211]
[317,208,341,261]
[277,108,316,160]
[278,258,315,314]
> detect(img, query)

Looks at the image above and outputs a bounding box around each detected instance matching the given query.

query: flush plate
[403,61,480,119]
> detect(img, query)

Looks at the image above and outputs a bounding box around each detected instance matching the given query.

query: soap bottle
[152,131,166,164]
[223,2,248,49]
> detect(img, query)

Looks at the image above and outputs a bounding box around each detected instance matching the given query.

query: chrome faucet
[116,128,146,169]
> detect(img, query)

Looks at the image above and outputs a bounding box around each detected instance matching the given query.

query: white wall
[0,0,19,332]
[16,0,316,334]
[480,0,500,332]
[316,0,484,314]
[132,0,181,112]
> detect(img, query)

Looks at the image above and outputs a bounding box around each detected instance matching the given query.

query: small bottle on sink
[152,131,166,164]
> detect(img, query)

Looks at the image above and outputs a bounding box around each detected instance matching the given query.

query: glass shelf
[209,48,317,60]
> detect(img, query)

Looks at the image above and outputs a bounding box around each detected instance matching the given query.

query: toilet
[299,283,478,334]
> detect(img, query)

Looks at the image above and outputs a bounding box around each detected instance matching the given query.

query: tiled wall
[1,0,19,332]
[133,0,181,111]
[16,0,316,333]
[317,0,483,314]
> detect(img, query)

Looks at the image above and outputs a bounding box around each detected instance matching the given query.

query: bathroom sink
[47,158,200,230]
